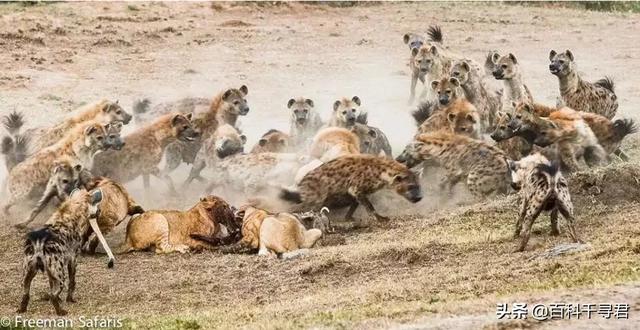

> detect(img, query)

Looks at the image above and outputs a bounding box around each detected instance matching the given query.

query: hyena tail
[25,228,51,272]
[2,134,31,170]
[427,25,443,43]
[594,76,615,94]
[279,188,303,204]
[612,118,638,142]
[412,100,438,126]
[132,98,151,115]
[2,110,25,136]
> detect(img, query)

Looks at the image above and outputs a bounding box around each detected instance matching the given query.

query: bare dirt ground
[1,2,640,329]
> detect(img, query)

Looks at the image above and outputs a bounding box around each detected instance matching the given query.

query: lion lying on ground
[227,205,325,258]
[119,195,237,254]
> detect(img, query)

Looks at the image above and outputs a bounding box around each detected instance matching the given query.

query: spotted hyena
[280,154,423,225]
[413,99,482,139]
[431,76,465,107]
[549,50,618,119]
[508,153,580,252]
[329,96,367,128]
[397,131,510,199]
[489,52,534,110]
[406,25,444,103]
[251,129,289,153]
[350,123,393,157]
[17,189,103,316]
[288,97,323,149]
[450,60,501,130]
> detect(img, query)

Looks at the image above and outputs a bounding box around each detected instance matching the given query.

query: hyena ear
[466,113,477,124]
[223,89,233,100]
[53,163,65,173]
[411,47,419,57]
[258,138,267,147]
[523,103,534,113]
[84,124,98,136]
[429,45,438,55]
[565,50,574,61]
[115,100,119,105]
[549,49,557,61]
[185,113,193,121]
[511,101,518,109]
[91,189,103,205]
[461,61,470,71]
[333,100,341,111]
[171,114,187,126]
[368,128,377,138]
[508,53,517,64]
[240,135,247,144]
[507,159,517,171]
[505,112,512,119]
[447,112,456,123]
[351,96,361,106]
[73,164,83,172]
[305,98,314,107]
[392,174,406,183]
[239,85,248,96]
[492,52,500,64]
[403,33,410,44]
[431,80,440,90]
[287,98,296,109]
[449,77,460,87]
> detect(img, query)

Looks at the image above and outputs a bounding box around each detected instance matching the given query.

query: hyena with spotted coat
[288,97,323,149]
[451,60,501,130]
[406,25,444,103]
[17,189,103,316]
[280,155,423,224]
[508,153,580,252]
[397,131,510,199]
[549,50,618,119]
[489,52,534,110]
[329,96,368,128]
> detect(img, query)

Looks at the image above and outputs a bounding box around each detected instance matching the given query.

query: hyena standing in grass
[406,25,444,103]
[17,189,104,316]
[549,50,618,119]
[508,153,580,252]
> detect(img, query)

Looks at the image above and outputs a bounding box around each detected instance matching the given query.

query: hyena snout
[239,105,250,115]
[122,113,133,125]
[492,69,504,79]
[549,63,561,74]
[438,95,450,106]
[405,185,423,203]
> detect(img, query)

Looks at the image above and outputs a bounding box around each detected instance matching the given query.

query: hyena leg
[66,257,77,303]
[344,200,359,221]
[558,205,581,243]
[516,197,546,252]
[549,208,560,236]
[183,159,206,188]
[17,261,38,313]
[514,198,529,238]
[409,74,418,104]
[20,187,56,228]
[142,174,150,189]
[357,195,389,222]
[559,144,583,172]
[87,236,100,254]
[46,259,68,316]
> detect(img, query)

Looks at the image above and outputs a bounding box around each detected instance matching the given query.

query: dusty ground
[1,2,640,329]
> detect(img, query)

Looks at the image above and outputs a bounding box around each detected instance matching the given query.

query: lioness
[120,195,236,254]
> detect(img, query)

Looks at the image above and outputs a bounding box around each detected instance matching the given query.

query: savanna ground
[1,2,640,329]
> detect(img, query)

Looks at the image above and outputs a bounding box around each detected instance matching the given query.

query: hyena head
[254,129,288,153]
[222,85,250,116]
[490,111,516,141]
[411,45,439,75]
[432,76,463,106]
[333,96,362,127]
[51,159,83,200]
[450,60,472,85]
[396,141,426,169]
[403,33,425,52]
[296,207,330,233]
[390,167,423,203]
[288,97,315,127]
[508,102,559,146]
[83,123,109,151]
[60,188,103,232]
[104,121,125,150]
[492,53,520,80]
[350,123,378,155]
[445,100,479,137]
[548,49,575,77]
[507,153,550,191]
[102,100,132,125]
[171,113,200,143]
[214,124,246,158]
